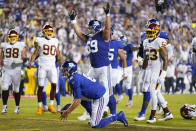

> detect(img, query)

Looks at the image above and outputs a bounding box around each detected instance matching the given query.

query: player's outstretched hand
[69,9,77,21]
[103,2,110,15]
[60,110,70,120]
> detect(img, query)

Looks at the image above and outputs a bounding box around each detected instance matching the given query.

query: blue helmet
[159,32,169,40]
[120,36,128,44]
[62,61,77,78]
[88,20,102,35]
[146,18,160,27]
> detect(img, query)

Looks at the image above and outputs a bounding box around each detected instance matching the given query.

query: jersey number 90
[87,40,98,53]
[43,44,56,56]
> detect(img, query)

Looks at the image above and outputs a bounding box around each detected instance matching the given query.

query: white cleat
[42,106,48,112]
[147,116,156,123]
[14,106,19,114]
[77,111,90,121]
[134,114,145,121]
[126,100,133,107]
[116,95,124,104]
[158,112,173,121]
[2,105,8,114]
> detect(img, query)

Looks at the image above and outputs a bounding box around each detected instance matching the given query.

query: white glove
[13,59,23,64]
[158,70,167,83]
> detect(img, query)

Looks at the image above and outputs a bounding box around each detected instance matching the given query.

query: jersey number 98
[5,48,19,58]
[87,40,98,53]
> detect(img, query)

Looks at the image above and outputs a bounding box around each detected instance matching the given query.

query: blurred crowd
[0,0,196,94]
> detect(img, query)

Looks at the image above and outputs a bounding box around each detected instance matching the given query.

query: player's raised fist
[69,9,77,21]
[103,2,110,15]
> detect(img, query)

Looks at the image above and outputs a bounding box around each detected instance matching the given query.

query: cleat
[37,106,42,115]
[48,105,56,113]
[126,100,133,107]
[134,114,145,121]
[147,116,156,123]
[158,112,173,121]
[78,111,90,121]
[14,106,19,114]
[116,95,124,104]
[117,111,128,127]
[2,105,8,114]
[157,107,163,115]
[42,106,48,112]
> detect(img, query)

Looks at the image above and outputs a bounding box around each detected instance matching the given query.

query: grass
[0,94,196,131]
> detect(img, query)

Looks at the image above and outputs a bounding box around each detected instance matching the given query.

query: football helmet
[120,36,128,45]
[159,32,169,40]
[8,29,18,43]
[180,104,194,119]
[88,20,102,36]
[145,19,160,40]
[62,60,77,78]
[42,25,54,39]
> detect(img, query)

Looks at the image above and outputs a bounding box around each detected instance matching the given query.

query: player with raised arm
[0,29,27,114]
[141,19,173,123]
[60,61,128,128]
[69,3,112,117]
[27,25,62,114]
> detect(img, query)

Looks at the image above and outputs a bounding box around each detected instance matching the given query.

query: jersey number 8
[5,48,19,58]
[87,40,98,53]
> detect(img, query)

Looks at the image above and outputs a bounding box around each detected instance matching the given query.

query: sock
[93,115,118,128]
[42,92,47,106]
[139,92,151,116]
[108,95,116,115]
[50,83,56,100]
[55,91,60,106]
[2,90,9,105]
[50,100,54,105]
[37,86,43,103]
[115,84,122,96]
[163,107,170,114]
[81,100,92,116]
[128,88,133,101]
[14,92,21,106]
[150,110,156,118]
[38,102,42,107]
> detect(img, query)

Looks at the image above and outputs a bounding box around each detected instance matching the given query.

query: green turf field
[0,94,196,131]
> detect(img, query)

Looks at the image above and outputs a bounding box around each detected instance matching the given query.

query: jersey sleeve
[118,41,124,49]
[192,37,196,46]
[0,42,6,49]
[158,38,167,50]
[70,78,82,99]
[35,37,41,47]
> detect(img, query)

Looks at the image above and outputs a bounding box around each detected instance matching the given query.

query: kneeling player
[60,61,128,128]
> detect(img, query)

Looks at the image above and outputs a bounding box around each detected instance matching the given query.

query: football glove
[103,3,110,15]
[69,10,77,21]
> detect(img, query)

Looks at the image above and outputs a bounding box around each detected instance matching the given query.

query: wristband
[123,67,127,76]
[106,14,110,16]
[71,20,77,24]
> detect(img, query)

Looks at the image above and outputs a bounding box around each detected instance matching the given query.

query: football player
[141,19,173,123]
[192,37,196,66]
[27,25,62,114]
[69,3,111,117]
[0,29,27,114]
[107,27,127,115]
[118,36,139,106]
[135,23,173,121]
[60,61,128,128]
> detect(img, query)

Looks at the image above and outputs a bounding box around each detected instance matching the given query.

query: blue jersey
[109,40,124,69]
[119,43,133,67]
[68,73,106,99]
[87,31,110,68]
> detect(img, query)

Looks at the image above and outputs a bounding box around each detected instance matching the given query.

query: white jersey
[1,42,25,69]
[143,37,167,71]
[36,37,59,66]
[166,44,173,60]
